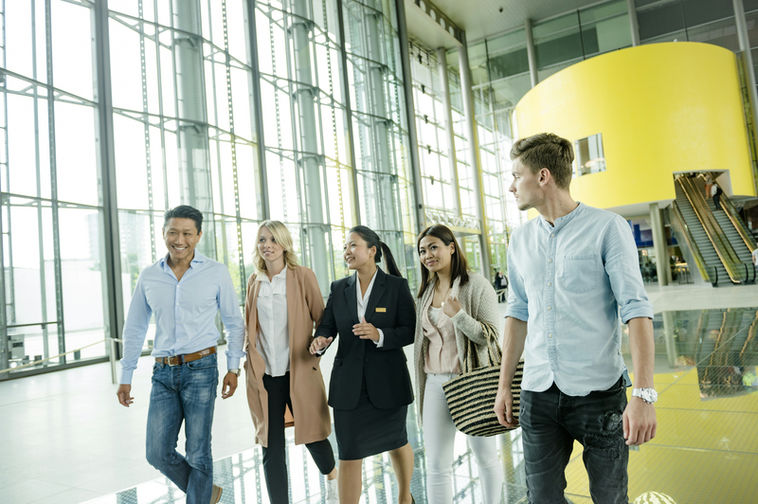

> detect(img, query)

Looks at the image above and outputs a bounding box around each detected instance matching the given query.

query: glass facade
[0,0,425,378]
[2,0,757,382]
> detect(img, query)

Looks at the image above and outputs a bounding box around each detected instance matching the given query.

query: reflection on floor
[79,307,758,504]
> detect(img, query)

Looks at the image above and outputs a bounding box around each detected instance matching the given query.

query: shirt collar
[355,269,379,303]
[159,252,205,271]
[538,202,584,233]
[256,267,288,283]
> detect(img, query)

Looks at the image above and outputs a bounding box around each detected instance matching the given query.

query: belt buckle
[167,355,182,366]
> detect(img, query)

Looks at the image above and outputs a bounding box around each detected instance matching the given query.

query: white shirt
[256,268,289,377]
[752,248,758,266]
[355,271,385,347]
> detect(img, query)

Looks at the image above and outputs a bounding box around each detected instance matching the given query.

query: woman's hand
[353,316,379,342]
[442,294,461,318]
[309,336,334,355]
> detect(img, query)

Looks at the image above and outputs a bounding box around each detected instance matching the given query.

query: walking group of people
[117,132,658,504]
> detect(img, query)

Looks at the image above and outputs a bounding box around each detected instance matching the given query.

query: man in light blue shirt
[116,205,244,504]
[494,133,657,504]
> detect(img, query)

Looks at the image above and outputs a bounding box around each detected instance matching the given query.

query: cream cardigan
[413,271,503,420]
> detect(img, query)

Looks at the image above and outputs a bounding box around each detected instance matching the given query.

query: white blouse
[256,268,289,377]
[355,270,385,347]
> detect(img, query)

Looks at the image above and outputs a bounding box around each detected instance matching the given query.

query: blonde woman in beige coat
[414,224,504,504]
[244,220,337,504]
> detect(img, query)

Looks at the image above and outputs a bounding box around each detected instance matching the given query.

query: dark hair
[510,132,574,189]
[164,205,203,233]
[348,225,402,277]
[416,224,469,297]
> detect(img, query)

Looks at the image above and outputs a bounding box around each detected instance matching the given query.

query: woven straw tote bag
[442,324,523,436]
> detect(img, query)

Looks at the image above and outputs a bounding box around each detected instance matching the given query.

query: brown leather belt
[155,346,216,366]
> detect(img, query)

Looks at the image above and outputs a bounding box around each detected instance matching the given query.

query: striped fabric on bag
[442,360,524,437]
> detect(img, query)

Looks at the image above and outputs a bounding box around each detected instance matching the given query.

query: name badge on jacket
[375,307,387,313]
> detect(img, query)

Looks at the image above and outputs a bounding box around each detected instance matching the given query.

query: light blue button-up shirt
[119,252,245,384]
[506,203,653,396]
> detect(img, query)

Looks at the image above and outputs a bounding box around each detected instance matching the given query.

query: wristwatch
[229,368,241,377]
[632,387,657,404]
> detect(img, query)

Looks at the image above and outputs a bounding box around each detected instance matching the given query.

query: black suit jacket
[316,268,416,410]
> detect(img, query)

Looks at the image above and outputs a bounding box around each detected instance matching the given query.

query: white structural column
[457,37,492,277]
[649,202,671,286]
[524,18,538,88]
[173,0,216,256]
[290,0,331,294]
[626,0,641,46]
[437,47,463,216]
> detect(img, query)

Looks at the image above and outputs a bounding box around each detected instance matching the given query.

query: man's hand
[117,384,134,407]
[494,386,519,428]
[310,336,333,355]
[353,317,379,342]
[221,372,238,399]
[623,397,656,446]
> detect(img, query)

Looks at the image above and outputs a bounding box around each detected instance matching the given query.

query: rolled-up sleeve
[218,266,245,371]
[603,216,654,323]
[505,233,529,322]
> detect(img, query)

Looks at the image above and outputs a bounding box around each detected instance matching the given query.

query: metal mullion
[94,0,124,366]
[138,0,157,260]
[243,1,269,221]
[44,0,66,363]
[153,1,170,217]
[220,0,246,294]
[0,0,10,375]
[168,0,180,209]
[31,0,52,366]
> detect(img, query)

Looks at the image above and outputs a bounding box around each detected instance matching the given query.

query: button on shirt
[120,253,245,384]
[256,268,289,377]
[506,203,653,396]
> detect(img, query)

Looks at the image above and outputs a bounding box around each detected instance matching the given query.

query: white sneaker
[326,477,339,504]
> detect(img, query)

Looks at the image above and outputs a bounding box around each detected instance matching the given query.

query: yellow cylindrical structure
[513,42,757,210]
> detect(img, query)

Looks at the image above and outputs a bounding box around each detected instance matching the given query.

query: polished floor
[1,282,757,504]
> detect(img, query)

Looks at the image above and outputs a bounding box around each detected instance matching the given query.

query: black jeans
[262,373,336,504]
[520,377,629,504]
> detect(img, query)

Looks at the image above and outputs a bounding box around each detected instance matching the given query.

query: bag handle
[461,322,502,373]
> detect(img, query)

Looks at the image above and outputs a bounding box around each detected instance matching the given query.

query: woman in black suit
[310,225,416,504]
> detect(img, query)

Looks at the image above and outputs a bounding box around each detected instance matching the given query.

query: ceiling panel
[406,0,607,48]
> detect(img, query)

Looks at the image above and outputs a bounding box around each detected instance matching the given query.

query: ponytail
[349,225,404,278]
[379,241,402,277]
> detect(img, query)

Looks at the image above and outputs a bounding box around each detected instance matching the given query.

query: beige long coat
[243,265,331,447]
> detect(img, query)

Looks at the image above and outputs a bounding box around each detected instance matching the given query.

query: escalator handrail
[712,184,758,255]
[676,176,742,283]
[671,201,713,284]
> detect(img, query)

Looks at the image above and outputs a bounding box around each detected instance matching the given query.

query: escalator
[671,174,757,286]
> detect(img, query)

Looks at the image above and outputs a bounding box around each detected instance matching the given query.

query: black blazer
[316,268,416,410]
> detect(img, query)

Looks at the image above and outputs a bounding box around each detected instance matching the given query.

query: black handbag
[442,325,523,437]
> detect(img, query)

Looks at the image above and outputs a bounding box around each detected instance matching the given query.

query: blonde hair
[255,220,298,273]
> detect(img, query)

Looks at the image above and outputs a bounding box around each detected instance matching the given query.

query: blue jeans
[520,377,629,504]
[146,353,218,504]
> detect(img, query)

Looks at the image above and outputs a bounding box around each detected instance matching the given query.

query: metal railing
[670,200,714,285]
[676,176,743,284]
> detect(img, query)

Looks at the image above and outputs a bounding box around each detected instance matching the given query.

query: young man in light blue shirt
[494,133,657,503]
[116,205,245,504]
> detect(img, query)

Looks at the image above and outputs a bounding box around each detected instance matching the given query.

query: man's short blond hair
[510,133,574,189]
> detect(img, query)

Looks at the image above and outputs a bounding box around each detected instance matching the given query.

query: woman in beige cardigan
[243,220,337,504]
[413,224,504,504]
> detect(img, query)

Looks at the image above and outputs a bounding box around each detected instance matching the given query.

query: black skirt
[333,375,408,460]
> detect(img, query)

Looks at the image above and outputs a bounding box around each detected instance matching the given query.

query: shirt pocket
[558,255,604,293]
